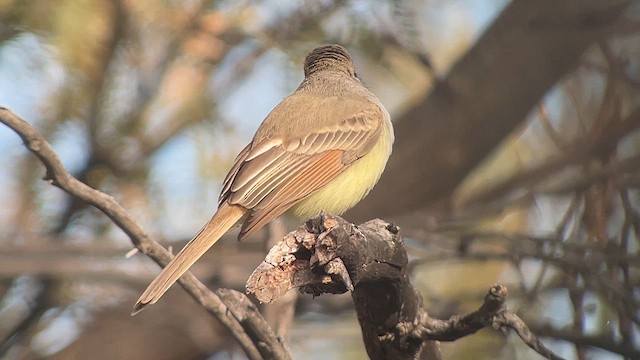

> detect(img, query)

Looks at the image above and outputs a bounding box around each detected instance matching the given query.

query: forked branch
[248,214,565,360]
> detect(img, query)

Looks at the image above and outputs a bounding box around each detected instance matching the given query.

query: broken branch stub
[246,214,354,303]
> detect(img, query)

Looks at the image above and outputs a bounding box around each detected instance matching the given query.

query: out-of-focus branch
[528,325,640,359]
[350,0,633,222]
[0,256,146,284]
[0,107,291,360]
[456,108,640,207]
[410,229,640,328]
[410,285,564,360]
[0,277,53,357]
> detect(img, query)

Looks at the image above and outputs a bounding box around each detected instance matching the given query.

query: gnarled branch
[249,213,565,360]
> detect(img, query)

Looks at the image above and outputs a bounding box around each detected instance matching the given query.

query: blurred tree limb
[0,107,291,360]
[350,0,634,222]
[458,108,640,207]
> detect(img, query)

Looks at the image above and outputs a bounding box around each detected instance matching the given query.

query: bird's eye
[353,71,359,78]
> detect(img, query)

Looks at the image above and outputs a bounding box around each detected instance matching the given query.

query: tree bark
[248,214,565,360]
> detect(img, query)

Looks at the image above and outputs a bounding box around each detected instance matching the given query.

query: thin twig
[412,285,566,360]
[528,325,640,359]
[495,312,565,360]
[458,108,640,207]
[537,104,566,148]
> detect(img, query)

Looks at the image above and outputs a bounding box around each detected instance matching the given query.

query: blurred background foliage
[0,0,639,359]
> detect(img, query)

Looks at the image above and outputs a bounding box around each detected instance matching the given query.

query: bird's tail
[132,203,246,315]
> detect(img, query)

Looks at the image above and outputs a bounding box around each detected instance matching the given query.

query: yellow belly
[287,123,393,219]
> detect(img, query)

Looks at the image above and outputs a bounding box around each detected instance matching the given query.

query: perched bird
[133,44,394,314]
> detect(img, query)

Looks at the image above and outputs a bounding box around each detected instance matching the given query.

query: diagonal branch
[0,106,291,360]
[409,285,564,360]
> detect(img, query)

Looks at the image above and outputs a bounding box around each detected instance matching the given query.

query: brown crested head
[303,44,356,77]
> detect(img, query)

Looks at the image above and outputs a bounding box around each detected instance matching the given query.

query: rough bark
[248,214,564,360]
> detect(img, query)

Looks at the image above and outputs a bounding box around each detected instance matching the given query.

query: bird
[132,44,394,315]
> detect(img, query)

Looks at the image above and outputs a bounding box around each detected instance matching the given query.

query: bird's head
[303,44,357,78]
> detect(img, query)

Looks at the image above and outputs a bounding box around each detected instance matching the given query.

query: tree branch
[0,107,291,360]
[528,325,640,359]
[409,286,563,360]
[248,213,564,360]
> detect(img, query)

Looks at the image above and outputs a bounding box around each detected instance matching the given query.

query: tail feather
[132,203,246,315]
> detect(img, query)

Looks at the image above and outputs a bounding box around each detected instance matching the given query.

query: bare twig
[494,311,565,360]
[528,325,640,359]
[0,107,291,360]
[457,108,640,207]
[413,285,565,360]
[216,289,290,360]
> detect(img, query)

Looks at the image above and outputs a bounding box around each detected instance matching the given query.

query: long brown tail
[132,203,246,315]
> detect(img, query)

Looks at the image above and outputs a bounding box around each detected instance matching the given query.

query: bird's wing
[219,104,383,241]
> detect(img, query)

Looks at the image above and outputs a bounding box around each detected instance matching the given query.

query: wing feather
[239,150,345,240]
[234,154,308,208]
[220,104,384,241]
[220,143,251,204]
[231,147,286,192]
[231,151,285,193]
